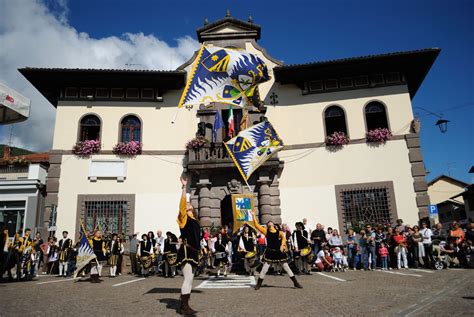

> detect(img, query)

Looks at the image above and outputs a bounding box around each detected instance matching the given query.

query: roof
[0,152,49,165]
[196,16,261,42]
[274,48,441,98]
[427,174,469,188]
[18,67,186,107]
[0,144,33,156]
[450,184,474,200]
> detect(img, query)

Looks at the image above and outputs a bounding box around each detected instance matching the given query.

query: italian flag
[228,105,235,137]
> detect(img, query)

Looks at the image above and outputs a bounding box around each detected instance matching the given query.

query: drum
[245,251,256,260]
[215,252,227,260]
[166,253,177,266]
[140,256,153,270]
[300,246,312,257]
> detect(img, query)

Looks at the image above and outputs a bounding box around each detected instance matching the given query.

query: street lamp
[413,106,450,133]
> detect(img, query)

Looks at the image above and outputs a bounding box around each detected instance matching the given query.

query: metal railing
[0,165,29,180]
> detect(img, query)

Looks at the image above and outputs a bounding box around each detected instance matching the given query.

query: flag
[240,110,248,131]
[73,222,97,279]
[228,105,235,138]
[178,45,269,109]
[224,121,284,182]
[231,194,257,233]
[212,111,224,142]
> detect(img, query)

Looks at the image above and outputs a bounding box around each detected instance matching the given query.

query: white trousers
[59,262,68,276]
[396,246,408,268]
[260,262,294,279]
[181,263,194,295]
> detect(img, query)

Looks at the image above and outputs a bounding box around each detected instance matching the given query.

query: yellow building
[20,15,439,238]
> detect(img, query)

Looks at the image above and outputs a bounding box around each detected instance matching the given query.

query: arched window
[365,102,389,131]
[79,115,101,141]
[324,105,348,136]
[120,115,141,143]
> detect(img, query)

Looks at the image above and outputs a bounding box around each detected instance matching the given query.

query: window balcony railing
[0,165,29,180]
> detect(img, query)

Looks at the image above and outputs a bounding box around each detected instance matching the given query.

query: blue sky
[2,0,473,183]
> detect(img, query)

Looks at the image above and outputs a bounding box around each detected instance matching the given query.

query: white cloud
[0,0,199,151]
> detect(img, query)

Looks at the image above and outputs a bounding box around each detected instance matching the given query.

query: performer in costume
[176,176,200,315]
[238,225,257,276]
[58,231,72,277]
[89,230,106,283]
[213,232,229,277]
[107,233,120,277]
[252,214,302,290]
[292,222,312,275]
[163,231,178,278]
[138,234,153,277]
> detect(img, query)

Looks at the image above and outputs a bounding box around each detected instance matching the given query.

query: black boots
[179,294,197,315]
[291,276,303,288]
[254,278,263,290]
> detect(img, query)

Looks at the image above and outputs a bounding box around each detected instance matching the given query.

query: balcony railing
[187,144,231,162]
[0,165,29,180]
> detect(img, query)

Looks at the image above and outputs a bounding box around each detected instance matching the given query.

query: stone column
[197,178,212,228]
[258,178,272,224]
[270,179,282,224]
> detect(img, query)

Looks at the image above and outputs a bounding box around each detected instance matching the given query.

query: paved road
[0,269,472,316]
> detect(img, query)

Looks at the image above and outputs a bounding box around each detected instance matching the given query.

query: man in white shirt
[420,222,434,269]
[155,230,165,275]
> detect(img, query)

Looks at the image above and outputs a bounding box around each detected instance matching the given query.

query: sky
[0,0,472,183]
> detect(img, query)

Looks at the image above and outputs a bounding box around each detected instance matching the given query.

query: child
[332,247,344,271]
[379,242,389,270]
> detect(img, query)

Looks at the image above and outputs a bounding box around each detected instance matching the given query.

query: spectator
[365,225,377,270]
[393,229,408,269]
[328,229,342,247]
[396,219,405,233]
[420,222,434,269]
[358,230,368,270]
[326,227,333,243]
[379,242,389,271]
[449,222,464,246]
[315,247,333,271]
[129,233,138,275]
[345,228,357,269]
[310,223,326,255]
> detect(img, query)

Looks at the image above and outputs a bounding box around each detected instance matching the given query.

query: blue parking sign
[428,205,438,216]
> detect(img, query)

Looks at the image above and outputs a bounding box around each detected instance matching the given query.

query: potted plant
[366,128,392,143]
[326,131,349,147]
[73,140,101,156]
[185,136,208,151]
[112,141,142,155]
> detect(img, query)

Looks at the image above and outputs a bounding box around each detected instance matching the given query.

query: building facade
[20,15,439,239]
[0,146,48,237]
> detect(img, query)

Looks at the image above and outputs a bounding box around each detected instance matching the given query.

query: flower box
[366,128,392,143]
[112,141,142,155]
[326,131,349,146]
[73,140,101,156]
[185,136,208,151]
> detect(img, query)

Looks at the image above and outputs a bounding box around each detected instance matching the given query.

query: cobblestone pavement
[0,268,472,316]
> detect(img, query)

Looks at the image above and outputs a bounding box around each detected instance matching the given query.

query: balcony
[0,165,29,180]
[186,143,282,172]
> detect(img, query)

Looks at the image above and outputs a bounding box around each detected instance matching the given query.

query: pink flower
[113,141,142,155]
[326,131,349,146]
[73,140,101,156]
[366,128,392,143]
[185,136,207,150]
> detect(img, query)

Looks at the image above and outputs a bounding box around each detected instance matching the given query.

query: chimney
[3,145,11,160]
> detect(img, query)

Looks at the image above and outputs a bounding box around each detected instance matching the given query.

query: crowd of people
[1,218,472,283]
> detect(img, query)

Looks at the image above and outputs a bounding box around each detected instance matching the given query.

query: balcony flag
[224,121,284,184]
[178,45,269,109]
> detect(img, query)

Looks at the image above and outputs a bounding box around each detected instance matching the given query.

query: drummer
[292,222,312,275]
[163,231,178,278]
[238,224,257,276]
[138,234,153,278]
[213,232,229,277]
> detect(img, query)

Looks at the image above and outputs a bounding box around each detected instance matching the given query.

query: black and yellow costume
[107,240,120,266]
[58,238,72,262]
[90,237,107,262]
[176,194,200,267]
[254,222,288,263]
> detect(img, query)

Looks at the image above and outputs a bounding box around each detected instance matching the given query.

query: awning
[0,83,31,124]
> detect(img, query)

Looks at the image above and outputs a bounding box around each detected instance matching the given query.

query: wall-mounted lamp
[414,106,450,134]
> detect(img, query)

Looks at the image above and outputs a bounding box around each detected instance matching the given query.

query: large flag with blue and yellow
[224,121,284,182]
[178,45,269,109]
[73,222,97,279]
